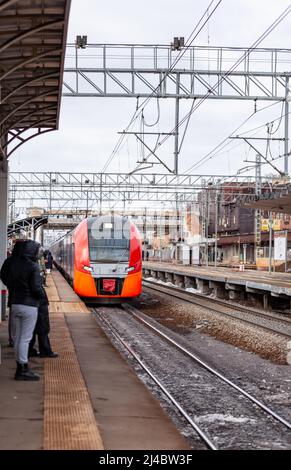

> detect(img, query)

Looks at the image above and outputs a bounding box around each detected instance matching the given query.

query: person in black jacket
[0,240,26,347]
[45,251,53,273]
[1,240,43,381]
[29,285,58,359]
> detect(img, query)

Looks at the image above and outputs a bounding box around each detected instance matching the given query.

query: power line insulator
[171,37,185,51]
[76,35,87,49]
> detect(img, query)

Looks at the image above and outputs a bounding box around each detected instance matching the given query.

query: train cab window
[88,216,130,263]
[89,238,130,263]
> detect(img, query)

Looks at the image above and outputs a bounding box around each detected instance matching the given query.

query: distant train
[50,215,142,302]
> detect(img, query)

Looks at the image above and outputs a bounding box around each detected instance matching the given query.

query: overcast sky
[9,0,291,178]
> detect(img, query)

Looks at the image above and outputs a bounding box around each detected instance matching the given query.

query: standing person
[45,250,53,273]
[38,250,47,287]
[29,286,58,359]
[0,240,26,347]
[1,240,43,381]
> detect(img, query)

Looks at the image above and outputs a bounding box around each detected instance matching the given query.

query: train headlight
[83,265,93,273]
[126,266,135,273]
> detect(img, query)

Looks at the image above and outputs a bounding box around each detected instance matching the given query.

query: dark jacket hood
[11,239,26,258]
[19,240,40,261]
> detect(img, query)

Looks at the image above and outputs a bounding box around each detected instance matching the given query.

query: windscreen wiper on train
[112,248,128,273]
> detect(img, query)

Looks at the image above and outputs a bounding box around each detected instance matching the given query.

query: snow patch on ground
[195,413,256,425]
[186,287,202,294]
[145,278,203,294]
[145,277,176,288]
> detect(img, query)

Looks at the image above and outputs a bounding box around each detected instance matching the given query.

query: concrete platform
[67,313,189,450]
[0,270,188,450]
[143,261,291,309]
[0,324,43,450]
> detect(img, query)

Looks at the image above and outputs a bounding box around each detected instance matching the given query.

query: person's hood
[19,240,40,261]
[11,239,26,258]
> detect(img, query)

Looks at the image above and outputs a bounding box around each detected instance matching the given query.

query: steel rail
[94,309,217,451]
[142,279,291,338]
[143,278,291,323]
[123,302,291,431]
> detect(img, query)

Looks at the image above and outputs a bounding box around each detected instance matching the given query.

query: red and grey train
[50,215,142,302]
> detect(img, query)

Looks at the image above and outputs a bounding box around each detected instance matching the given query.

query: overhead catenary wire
[128,0,223,123]
[178,98,196,154]
[139,4,291,173]
[237,105,287,137]
[235,146,291,176]
[101,0,223,173]
[143,98,160,128]
[100,106,140,172]
[138,100,280,175]
[136,102,288,177]
[267,101,285,135]
[183,101,283,172]
[202,107,291,173]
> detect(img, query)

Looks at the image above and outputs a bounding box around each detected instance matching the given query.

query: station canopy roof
[0,0,71,159]
[245,191,291,215]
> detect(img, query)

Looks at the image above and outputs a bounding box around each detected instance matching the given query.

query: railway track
[142,278,291,339]
[95,308,216,450]
[93,304,291,450]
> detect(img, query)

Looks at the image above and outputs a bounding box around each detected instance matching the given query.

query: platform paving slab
[0,323,43,450]
[66,313,189,450]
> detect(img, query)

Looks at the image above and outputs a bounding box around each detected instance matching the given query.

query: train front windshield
[88,217,130,263]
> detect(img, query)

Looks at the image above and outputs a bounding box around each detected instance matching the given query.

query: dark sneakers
[15,363,40,381]
[28,348,40,358]
[39,352,58,358]
[29,349,59,358]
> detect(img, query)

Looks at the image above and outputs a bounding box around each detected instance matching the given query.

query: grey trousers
[11,304,38,364]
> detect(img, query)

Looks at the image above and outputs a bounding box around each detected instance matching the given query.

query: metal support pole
[205,190,209,268]
[143,206,147,260]
[9,185,15,224]
[268,211,273,274]
[174,74,180,175]
[0,158,8,321]
[41,226,44,246]
[31,218,35,241]
[49,173,52,212]
[100,175,103,215]
[243,244,247,265]
[254,154,262,264]
[159,209,162,260]
[214,191,218,267]
[35,225,43,245]
[285,229,288,273]
[175,193,178,261]
[86,190,89,217]
[284,76,289,175]
[75,43,79,93]
[200,183,206,266]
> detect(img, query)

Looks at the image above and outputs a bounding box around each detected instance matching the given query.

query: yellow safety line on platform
[43,277,104,450]
[45,275,60,301]
[51,271,82,302]
[48,301,90,314]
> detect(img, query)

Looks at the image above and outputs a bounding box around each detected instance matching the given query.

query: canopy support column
[0,157,8,321]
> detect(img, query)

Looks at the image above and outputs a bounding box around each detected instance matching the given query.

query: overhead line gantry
[62,42,291,174]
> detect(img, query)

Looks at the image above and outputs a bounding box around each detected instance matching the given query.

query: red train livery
[50,215,142,302]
